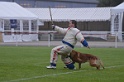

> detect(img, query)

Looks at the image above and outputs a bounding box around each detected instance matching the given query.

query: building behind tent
[0,0,99,8]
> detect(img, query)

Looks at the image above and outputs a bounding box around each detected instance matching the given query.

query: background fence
[0,31,124,48]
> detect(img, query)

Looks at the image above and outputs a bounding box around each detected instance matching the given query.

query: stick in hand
[49,6,53,25]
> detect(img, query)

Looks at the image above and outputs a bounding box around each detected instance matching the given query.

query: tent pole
[29,20,32,41]
[20,20,23,42]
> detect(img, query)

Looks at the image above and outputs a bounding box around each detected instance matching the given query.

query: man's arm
[75,31,90,48]
[52,25,67,34]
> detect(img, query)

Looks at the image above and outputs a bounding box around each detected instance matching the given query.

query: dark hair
[71,20,77,28]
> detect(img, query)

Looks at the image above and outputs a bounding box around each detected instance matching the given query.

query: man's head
[69,20,77,28]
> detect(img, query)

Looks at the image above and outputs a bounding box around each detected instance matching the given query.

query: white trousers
[50,44,73,65]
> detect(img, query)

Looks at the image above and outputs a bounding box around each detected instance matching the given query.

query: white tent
[0,2,39,42]
[27,7,111,22]
[27,7,112,41]
[111,2,124,41]
[0,2,37,19]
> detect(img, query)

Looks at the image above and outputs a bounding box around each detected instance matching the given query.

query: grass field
[0,46,124,82]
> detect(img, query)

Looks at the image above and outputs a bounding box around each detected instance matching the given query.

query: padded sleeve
[75,31,85,42]
[54,26,67,34]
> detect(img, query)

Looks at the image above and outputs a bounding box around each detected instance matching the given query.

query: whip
[49,6,53,25]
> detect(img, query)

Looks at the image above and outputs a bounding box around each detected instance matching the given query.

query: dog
[69,50,105,70]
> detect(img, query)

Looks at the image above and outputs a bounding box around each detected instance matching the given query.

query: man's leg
[61,55,75,70]
[46,45,64,69]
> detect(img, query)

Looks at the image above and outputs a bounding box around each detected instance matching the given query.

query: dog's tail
[97,59,105,69]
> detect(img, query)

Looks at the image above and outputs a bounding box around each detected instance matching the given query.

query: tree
[97,0,124,7]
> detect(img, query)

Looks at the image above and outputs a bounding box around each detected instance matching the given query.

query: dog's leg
[96,65,100,70]
[89,59,100,70]
[72,61,75,64]
[79,63,81,69]
[98,59,105,69]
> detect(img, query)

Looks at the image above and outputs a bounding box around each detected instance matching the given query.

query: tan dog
[69,50,105,70]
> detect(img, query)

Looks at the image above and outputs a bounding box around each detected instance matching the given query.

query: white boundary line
[2,65,124,82]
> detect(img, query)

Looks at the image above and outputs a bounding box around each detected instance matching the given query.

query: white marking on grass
[105,65,124,69]
[2,64,124,82]
[2,70,86,82]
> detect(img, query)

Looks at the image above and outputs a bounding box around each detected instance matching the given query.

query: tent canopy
[111,2,124,15]
[0,2,38,20]
[110,2,124,41]
[27,7,111,22]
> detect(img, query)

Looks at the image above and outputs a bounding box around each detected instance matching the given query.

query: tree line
[97,0,124,7]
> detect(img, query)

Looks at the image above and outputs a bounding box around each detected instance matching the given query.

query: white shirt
[54,26,84,46]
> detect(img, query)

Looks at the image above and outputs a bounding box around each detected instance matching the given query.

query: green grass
[0,46,124,82]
